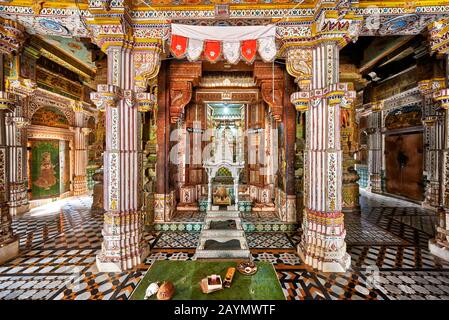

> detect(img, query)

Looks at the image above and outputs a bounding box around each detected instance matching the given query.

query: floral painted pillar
[0,17,24,264]
[90,39,161,271]
[418,78,446,209]
[5,94,32,216]
[289,41,355,272]
[366,101,383,194]
[72,103,90,196]
[428,18,449,261]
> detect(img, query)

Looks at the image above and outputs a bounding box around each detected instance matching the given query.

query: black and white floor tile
[0,191,449,300]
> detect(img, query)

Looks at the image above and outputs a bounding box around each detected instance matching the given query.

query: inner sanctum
[0,0,449,301]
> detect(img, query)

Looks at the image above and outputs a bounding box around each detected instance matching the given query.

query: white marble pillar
[72,110,89,196]
[291,42,353,272]
[430,54,449,261]
[419,79,445,209]
[5,97,29,216]
[91,44,155,272]
[367,103,383,193]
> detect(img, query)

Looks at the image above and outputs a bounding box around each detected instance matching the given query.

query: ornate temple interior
[1,0,449,301]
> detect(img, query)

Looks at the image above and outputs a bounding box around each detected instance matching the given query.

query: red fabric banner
[241,39,257,63]
[170,35,188,58]
[204,40,221,63]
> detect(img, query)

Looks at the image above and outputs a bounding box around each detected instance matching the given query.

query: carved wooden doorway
[385,132,424,201]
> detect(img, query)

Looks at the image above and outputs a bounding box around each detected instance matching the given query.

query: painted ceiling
[39,35,95,69]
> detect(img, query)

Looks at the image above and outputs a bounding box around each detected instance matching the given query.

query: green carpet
[130,261,285,300]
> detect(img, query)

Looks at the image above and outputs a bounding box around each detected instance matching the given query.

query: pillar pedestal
[73,175,88,196]
[0,236,19,265]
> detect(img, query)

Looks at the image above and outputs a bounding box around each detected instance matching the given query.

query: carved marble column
[429,54,449,261]
[90,42,161,272]
[366,102,383,193]
[418,78,446,209]
[290,42,354,272]
[0,17,24,264]
[5,97,30,216]
[0,91,19,264]
[72,106,90,196]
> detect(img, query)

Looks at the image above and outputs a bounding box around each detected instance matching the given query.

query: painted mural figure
[33,152,57,190]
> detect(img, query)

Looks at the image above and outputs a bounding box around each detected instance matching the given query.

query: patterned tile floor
[0,191,449,300]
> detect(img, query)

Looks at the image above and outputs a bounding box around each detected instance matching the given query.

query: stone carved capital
[136,92,157,112]
[418,78,446,95]
[0,91,16,111]
[434,88,449,110]
[291,83,355,112]
[90,84,122,111]
[428,18,449,56]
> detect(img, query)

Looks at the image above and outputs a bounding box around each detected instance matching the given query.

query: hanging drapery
[170,24,277,64]
[204,40,221,63]
[186,38,203,61]
[170,34,188,58]
[241,39,257,63]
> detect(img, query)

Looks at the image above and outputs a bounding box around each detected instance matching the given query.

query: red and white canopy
[170,24,277,64]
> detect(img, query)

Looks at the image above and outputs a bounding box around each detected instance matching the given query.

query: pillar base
[9,203,29,216]
[342,205,361,214]
[73,175,88,196]
[0,237,19,265]
[297,244,351,273]
[429,238,449,262]
[96,243,150,273]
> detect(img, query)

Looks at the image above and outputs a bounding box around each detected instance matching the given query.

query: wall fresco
[30,140,60,200]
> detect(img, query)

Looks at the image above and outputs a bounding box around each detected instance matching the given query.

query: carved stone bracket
[291,83,355,112]
[253,61,284,121]
[286,47,312,91]
[169,62,202,123]
[418,78,446,95]
[260,80,284,121]
[90,84,122,111]
[134,48,161,92]
[434,89,449,109]
[170,81,193,123]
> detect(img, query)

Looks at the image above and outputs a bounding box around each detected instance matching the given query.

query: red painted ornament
[241,39,257,63]
[204,40,221,63]
[170,35,188,58]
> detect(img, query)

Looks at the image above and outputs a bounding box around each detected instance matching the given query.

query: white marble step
[199,229,245,238]
[194,249,251,259]
[206,210,240,218]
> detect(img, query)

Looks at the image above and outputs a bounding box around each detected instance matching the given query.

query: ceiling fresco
[0,0,448,47]
[39,35,95,69]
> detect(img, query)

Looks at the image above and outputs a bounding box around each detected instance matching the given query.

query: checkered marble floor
[0,192,448,300]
